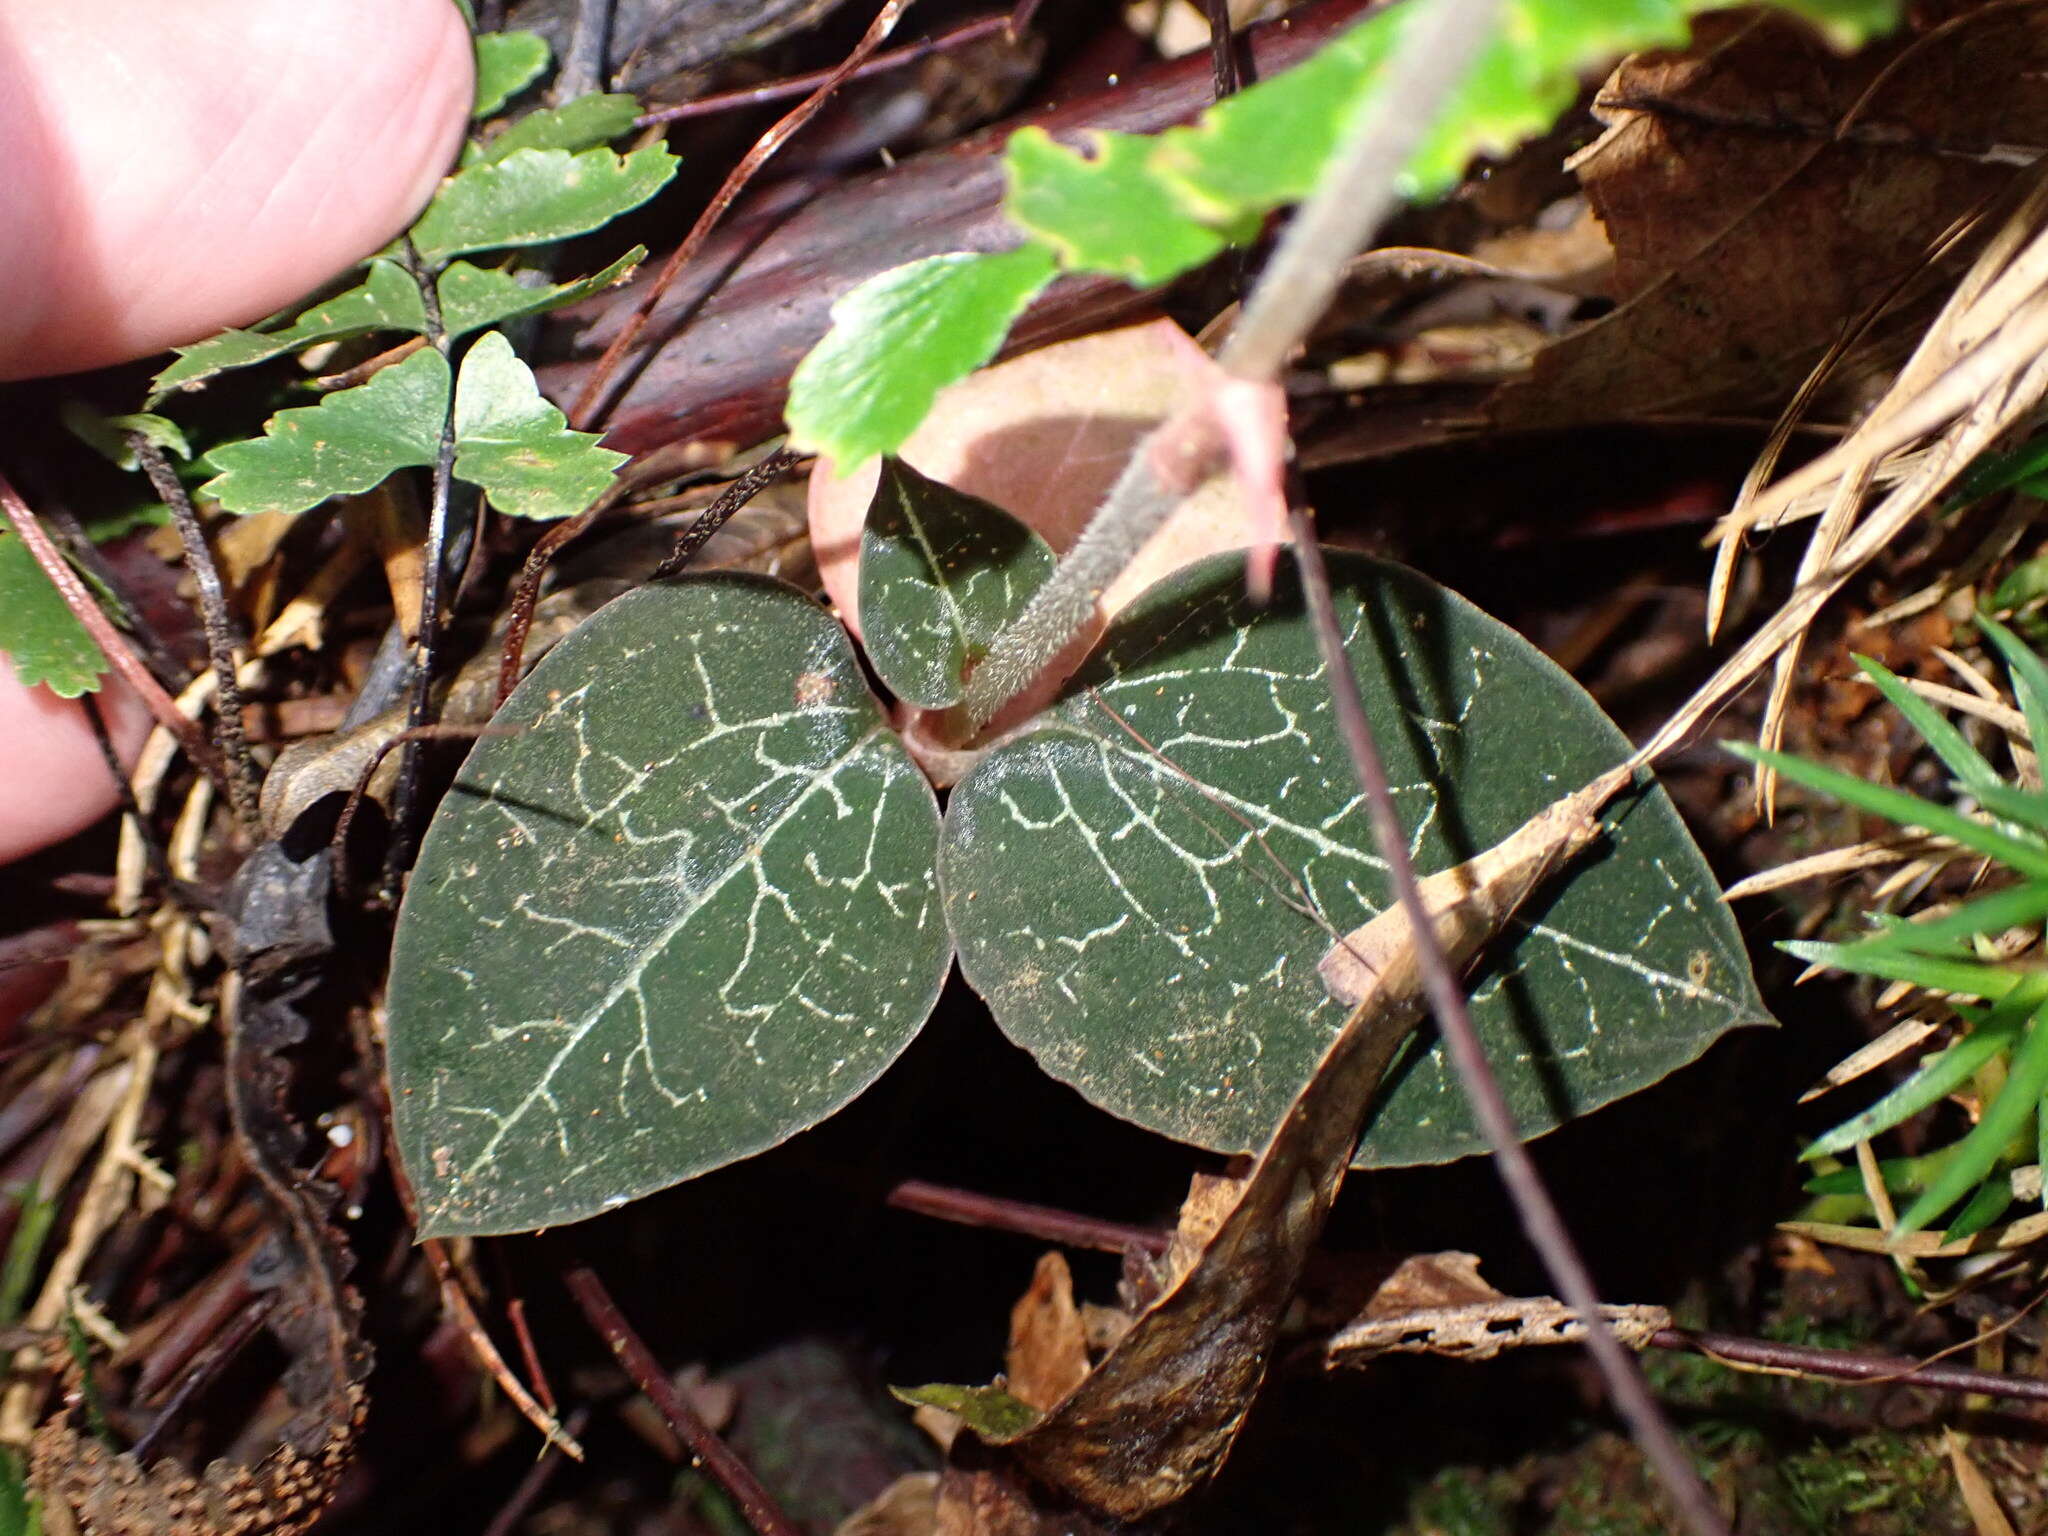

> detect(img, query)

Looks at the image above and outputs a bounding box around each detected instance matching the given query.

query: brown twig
[634,12,1011,128]
[647,449,804,581]
[1652,1327,2048,1404]
[481,1405,591,1536]
[0,469,229,793]
[428,1238,584,1459]
[564,1265,801,1536]
[128,434,261,829]
[885,1178,1171,1256]
[571,0,913,429]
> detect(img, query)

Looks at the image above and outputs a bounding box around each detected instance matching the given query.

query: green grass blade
[1853,655,2001,798]
[1782,938,2033,999]
[1802,1012,2026,1160]
[1729,743,2048,879]
[1942,1174,2014,1242]
[1896,985,2048,1237]
[1979,612,2048,758]
[1831,880,2048,961]
[1971,781,2048,840]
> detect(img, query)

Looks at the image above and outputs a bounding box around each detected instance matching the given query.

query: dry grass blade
[1720,830,1945,899]
[1798,1017,1942,1103]
[1661,173,2048,778]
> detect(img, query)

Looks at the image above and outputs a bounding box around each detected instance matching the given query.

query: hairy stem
[963,0,1504,730]
[129,434,261,828]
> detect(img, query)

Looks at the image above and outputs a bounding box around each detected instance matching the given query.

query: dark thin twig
[384,240,464,893]
[570,0,912,429]
[1285,509,1727,1536]
[648,449,804,581]
[564,1266,802,1536]
[885,1178,1172,1256]
[505,1296,557,1415]
[491,446,801,707]
[331,723,521,887]
[127,1295,273,1463]
[1199,0,1242,100]
[0,470,229,792]
[481,1405,591,1536]
[1651,1327,2048,1405]
[555,0,615,101]
[78,693,185,904]
[128,434,261,829]
[634,13,1012,128]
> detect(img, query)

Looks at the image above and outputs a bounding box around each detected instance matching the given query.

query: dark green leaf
[410,143,678,265]
[473,30,550,118]
[451,332,626,520]
[0,536,104,697]
[147,259,427,401]
[387,576,949,1235]
[478,94,641,162]
[437,250,644,339]
[198,347,451,516]
[785,245,1057,471]
[942,551,1767,1167]
[859,458,1056,709]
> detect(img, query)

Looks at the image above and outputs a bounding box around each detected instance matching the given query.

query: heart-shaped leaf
[942,550,1767,1167]
[387,576,949,1236]
[859,458,1056,709]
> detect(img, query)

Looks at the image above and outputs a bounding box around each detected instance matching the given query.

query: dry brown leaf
[835,1473,941,1536]
[1494,4,2048,429]
[1324,1251,1668,1365]
[1004,1253,1090,1413]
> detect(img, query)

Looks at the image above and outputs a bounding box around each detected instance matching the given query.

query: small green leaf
[473,30,550,118]
[479,94,641,162]
[943,550,1767,1166]
[199,347,451,516]
[410,143,678,265]
[890,1383,1042,1440]
[859,458,1056,709]
[437,249,644,339]
[0,536,104,697]
[1003,128,1234,286]
[59,403,189,468]
[386,577,949,1236]
[786,246,1057,471]
[148,259,427,401]
[452,332,626,520]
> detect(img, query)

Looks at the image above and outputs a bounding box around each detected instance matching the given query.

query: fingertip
[0,663,149,866]
[0,0,475,380]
